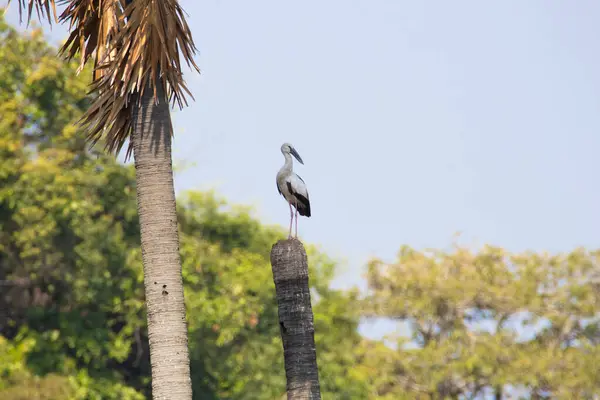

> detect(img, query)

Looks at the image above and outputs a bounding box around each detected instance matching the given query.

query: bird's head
[281,143,304,165]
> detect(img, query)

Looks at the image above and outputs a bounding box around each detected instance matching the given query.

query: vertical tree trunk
[270,238,321,400]
[494,385,503,400]
[131,81,192,400]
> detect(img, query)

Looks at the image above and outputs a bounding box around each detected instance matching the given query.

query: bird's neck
[282,153,294,172]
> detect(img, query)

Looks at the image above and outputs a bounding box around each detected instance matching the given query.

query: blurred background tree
[363,245,600,399]
[1,13,600,400]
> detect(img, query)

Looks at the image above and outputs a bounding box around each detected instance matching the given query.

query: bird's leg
[288,203,293,239]
[294,203,299,238]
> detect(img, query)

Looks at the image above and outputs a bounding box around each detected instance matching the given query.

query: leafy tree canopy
[364,244,600,399]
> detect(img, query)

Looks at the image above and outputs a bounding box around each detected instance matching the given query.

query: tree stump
[270,238,321,400]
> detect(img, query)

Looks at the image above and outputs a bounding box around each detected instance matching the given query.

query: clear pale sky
[4,2,600,338]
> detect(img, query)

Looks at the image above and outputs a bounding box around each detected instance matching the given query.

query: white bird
[276,143,311,239]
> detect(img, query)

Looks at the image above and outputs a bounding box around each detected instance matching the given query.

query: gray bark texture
[270,238,321,400]
[131,82,193,400]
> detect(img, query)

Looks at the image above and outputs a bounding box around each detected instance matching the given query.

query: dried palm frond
[9,0,199,158]
[6,0,58,25]
[59,0,124,77]
[60,0,200,158]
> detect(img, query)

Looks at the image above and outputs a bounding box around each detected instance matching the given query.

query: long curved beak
[290,147,304,165]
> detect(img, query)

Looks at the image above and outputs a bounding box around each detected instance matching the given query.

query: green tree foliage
[364,244,600,399]
[0,15,370,399]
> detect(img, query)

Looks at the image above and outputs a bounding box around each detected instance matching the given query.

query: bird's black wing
[286,180,311,217]
[276,178,281,195]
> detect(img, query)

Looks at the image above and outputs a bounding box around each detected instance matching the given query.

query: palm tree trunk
[131,81,192,400]
[270,239,321,400]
